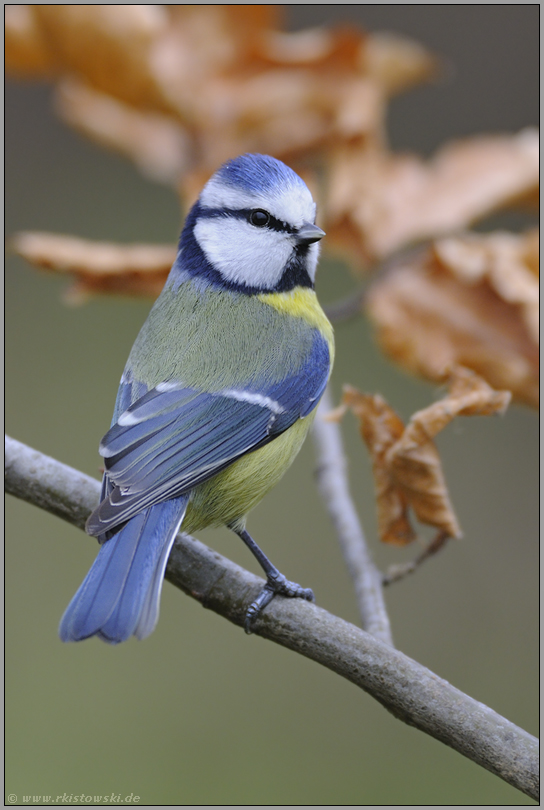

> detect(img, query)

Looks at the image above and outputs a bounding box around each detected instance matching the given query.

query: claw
[244,584,275,633]
[232,527,315,634]
[244,574,315,634]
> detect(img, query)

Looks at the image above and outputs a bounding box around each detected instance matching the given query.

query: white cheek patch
[194,217,293,289]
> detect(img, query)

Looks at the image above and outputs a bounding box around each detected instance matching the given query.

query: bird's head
[177,154,325,294]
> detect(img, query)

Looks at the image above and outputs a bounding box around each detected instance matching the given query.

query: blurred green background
[6,6,538,806]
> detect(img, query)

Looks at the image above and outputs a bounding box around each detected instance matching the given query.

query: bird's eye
[250,209,270,227]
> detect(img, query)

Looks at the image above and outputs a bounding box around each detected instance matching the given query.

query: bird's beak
[296,222,326,245]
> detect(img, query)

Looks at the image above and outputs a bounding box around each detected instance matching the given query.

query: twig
[4,435,539,801]
[383,531,451,586]
[312,390,393,646]
[323,283,367,324]
[5,435,101,530]
[322,243,430,325]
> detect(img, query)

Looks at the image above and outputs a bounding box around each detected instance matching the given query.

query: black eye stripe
[197,207,297,235]
[246,209,295,233]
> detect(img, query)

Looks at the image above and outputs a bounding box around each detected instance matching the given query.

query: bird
[59,153,334,644]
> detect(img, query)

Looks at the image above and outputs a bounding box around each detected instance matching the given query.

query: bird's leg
[232,527,315,633]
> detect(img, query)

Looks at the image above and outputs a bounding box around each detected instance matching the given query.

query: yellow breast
[258,288,335,363]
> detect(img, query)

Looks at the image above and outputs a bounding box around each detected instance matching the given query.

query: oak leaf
[6,5,438,185]
[325,131,539,264]
[366,230,539,407]
[5,4,56,76]
[56,79,190,185]
[11,232,176,303]
[341,369,511,545]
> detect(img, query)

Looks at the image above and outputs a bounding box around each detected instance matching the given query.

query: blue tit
[59,153,334,644]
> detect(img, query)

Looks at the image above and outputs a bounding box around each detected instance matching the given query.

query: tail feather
[134,510,184,641]
[59,495,188,644]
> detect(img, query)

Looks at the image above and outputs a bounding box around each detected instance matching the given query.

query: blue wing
[95,370,148,538]
[86,331,330,538]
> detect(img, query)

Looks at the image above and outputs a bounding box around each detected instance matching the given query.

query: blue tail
[59,495,188,644]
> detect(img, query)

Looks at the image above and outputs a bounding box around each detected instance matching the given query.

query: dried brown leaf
[7,0,536,378]
[153,16,386,170]
[342,369,511,545]
[434,231,539,343]
[260,26,361,68]
[30,5,170,110]
[6,5,439,185]
[366,231,539,407]
[325,130,539,263]
[56,79,189,184]
[342,387,415,546]
[363,31,440,95]
[521,228,540,277]
[389,367,510,535]
[11,232,176,302]
[5,3,57,75]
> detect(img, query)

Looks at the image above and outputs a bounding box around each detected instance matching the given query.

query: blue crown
[216,153,306,194]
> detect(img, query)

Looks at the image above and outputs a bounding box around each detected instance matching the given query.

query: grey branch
[4,435,539,801]
[313,390,393,646]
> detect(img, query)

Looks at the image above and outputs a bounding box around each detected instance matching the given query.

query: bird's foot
[244,571,315,634]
